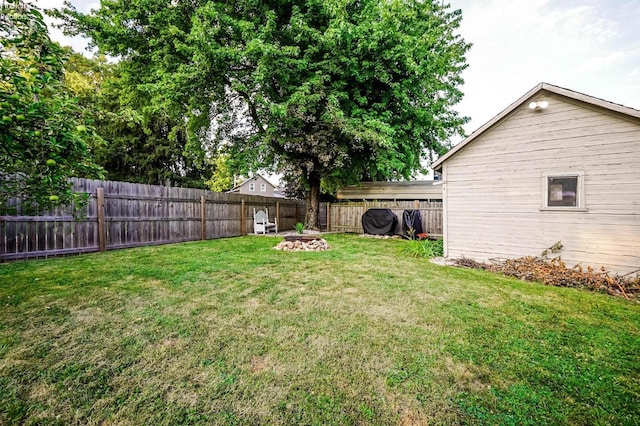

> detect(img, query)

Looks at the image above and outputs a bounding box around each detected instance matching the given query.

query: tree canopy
[59,0,469,227]
[88,61,214,188]
[0,0,102,214]
[57,33,213,188]
[205,153,235,192]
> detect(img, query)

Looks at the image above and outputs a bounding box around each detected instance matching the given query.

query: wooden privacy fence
[1,178,305,261]
[327,200,443,237]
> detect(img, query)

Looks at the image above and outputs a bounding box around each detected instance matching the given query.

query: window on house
[548,176,577,206]
[543,172,585,210]
[249,183,255,191]
[260,183,266,192]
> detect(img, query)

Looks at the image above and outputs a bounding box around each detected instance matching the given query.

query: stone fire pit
[274,235,331,251]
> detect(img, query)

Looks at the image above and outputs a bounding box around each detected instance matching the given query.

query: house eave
[433,82,640,171]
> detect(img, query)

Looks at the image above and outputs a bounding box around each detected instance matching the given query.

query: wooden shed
[337,181,442,201]
[433,82,640,275]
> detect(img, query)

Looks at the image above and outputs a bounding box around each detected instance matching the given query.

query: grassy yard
[1,234,639,425]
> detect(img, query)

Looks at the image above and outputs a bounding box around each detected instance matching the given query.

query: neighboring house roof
[228,174,275,193]
[337,180,442,200]
[433,82,640,171]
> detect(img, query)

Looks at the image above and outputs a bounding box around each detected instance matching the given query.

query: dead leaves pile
[454,255,640,301]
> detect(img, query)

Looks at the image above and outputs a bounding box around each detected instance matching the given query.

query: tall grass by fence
[327,200,443,237]
[1,178,305,260]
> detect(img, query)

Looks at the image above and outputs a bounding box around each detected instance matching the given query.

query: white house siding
[233,175,276,197]
[443,92,640,274]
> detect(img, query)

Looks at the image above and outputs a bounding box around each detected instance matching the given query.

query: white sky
[35,0,98,53]
[37,0,640,141]
[448,0,640,136]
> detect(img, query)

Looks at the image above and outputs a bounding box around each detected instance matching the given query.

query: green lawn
[1,234,639,425]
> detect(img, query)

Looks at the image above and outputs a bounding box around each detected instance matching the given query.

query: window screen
[547,176,577,207]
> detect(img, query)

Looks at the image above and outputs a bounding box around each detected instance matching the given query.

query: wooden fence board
[1,178,443,261]
[328,200,443,237]
[1,178,307,260]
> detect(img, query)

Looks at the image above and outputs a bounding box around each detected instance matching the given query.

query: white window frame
[249,182,255,191]
[540,172,587,211]
[260,183,267,192]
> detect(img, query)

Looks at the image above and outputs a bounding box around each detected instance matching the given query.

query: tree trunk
[305,172,321,230]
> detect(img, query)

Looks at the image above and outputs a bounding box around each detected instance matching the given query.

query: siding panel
[443,92,640,274]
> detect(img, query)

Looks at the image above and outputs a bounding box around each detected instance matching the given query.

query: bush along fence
[326,200,443,237]
[0,178,306,261]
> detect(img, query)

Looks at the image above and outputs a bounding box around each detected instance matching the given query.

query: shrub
[401,238,443,258]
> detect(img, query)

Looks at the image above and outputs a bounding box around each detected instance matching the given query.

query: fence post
[97,187,106,252]
[276,201,280,228]
[295,203,299,223]
[326,202,331,232]
[200,195,206,240]
[240,199,246,235]
[414,199,420,209]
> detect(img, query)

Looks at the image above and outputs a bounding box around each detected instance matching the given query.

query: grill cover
[402,209,423,237]
[362,208,398,235]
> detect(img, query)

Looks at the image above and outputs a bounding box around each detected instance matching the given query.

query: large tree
[59,0,469,227]
[0,0,102,215]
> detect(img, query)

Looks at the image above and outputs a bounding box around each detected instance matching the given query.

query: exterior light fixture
[529,100,549,110]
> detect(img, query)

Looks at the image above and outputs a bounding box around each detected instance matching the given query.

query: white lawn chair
[253,208,278,234]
